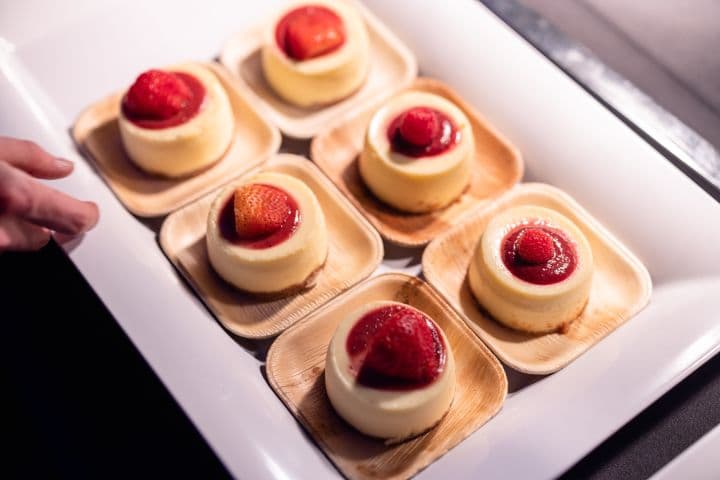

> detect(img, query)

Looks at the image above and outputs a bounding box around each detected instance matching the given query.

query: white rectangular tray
[1,0,719,478]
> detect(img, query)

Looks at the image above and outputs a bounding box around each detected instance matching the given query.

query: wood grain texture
[310,77,524,247]
[72,62,281,217]
[422,183,652,374]
[266,273,507,480]
[219,0,417,138]
[159,154,383,339]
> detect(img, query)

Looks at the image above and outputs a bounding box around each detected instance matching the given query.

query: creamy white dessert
[206,171,328,296]
[118,63,234,178]
[468,205,594,333]
[359,91,474,213]
[325,301,455,441]
[261,0,370,107]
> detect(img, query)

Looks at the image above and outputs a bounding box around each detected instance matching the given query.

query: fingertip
[52,231,75,245]
[54,158,74,174]
[32,228,53,250]
[84,201,100,230]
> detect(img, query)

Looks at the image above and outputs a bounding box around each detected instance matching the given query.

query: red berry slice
[123,69,193,121]
[280,6,345,60]
[516,227,556,264]
[398,107,440,147]
[362,307,440,383]
[233,184,293,240]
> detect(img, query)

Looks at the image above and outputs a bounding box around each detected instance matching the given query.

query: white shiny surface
[1,0,720,479]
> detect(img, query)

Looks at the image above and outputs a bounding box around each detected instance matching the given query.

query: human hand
[0,137,99,252]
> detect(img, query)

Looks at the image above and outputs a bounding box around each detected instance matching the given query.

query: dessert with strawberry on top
[468,205,594,333]
[206,171,328,297]
[359,90,475,213]
[261,0,370,107]
[325,301,456,441]
[118,63,234,177]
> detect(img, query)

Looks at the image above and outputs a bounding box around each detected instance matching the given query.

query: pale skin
[0,137,99,252]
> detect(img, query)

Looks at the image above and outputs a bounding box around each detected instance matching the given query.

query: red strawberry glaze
[122,70,205,129]
[275,5,345,61]
[387,107,460,158]
[346,304,446,390]
[501,224,578,285]
[218,184,300,249]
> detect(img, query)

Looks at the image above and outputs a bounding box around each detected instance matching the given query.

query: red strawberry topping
[277,6,345,61]
[398,107,440,147]
[233,184,294,240]
[123,69,194,121]
[348,304,445,388]
[516,227,556,264]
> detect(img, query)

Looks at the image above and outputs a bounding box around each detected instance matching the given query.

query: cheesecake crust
[228,253,328,301]
[469,282,590,335]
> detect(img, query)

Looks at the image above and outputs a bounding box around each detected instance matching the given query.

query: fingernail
[53,232,75,245]
[85,201,100,229]
[55,158,74,172]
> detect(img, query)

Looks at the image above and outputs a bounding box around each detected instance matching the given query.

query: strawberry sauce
[387,107,460,158]
[218,184,300,249]
[346,304,446,390]
[122,71,205,129]
[275,5,345,61]
[501,224,578,285]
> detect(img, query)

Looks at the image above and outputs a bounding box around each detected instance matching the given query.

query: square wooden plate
[72,62,281,217]
[159,153,383,339]
[266,273,508,480]
[422,183,653,375]
[310,77,524,247]
[219,0,417,138]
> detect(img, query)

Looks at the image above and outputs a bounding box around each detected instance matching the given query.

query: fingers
[0,162,99,236]
[0,216,52,252]
[0,136,74,179]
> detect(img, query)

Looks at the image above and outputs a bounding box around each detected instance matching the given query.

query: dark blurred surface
[1,242,230,479]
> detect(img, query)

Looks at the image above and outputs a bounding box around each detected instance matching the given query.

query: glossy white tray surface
[1,1,719,479]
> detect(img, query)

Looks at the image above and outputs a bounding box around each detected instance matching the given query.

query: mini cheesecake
[206,171,328,296]
[325,301,455,441]
[359,91,474,213]
[118,63,234,177]
[468,206,594,333]
[261,0,370,107]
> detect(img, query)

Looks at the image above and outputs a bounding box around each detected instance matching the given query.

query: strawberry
[516,227,556,264]
[362,307,440,383]
[123,69,192,120]
[398,107,440,147]
[283,6,345,60]
[233,184,292,240]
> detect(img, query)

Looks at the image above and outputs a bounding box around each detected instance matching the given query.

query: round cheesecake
[358,91,474,213]
[261,0,370,107]
[118,63,234,177]
[468,206,594,333]
[325,301,456,441]
[206,171,328,296]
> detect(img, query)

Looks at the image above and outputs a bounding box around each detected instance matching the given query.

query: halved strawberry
[282,6,345,60]
[398,107,440,147]
[516,227,556,264]
[123,69,192,120]
[362,307,440,383]
[233,184,292,240]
